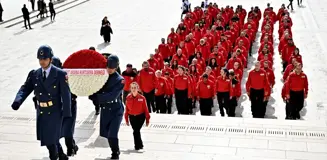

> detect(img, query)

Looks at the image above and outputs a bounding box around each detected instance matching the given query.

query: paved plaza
[0,0,326,159]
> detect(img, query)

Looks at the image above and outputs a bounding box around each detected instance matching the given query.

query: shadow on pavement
[75,111,98,144]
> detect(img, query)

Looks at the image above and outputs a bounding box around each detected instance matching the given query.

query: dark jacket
[22,7,29,19]
[100,20,113,36]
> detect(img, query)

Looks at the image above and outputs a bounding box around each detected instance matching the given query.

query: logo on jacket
[138,99,143,101]
[207,85,210,89]
[260,73,264,76]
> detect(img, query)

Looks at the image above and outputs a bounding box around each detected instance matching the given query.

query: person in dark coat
[11,45,72,160]
[287,0,294,11]
[51,57,79,157]
[29,0,35,11]
[22,4,32,29]
[89,55,124,159]
[0,2,3,22]
[49,0,56,21]
[100,16,113,43]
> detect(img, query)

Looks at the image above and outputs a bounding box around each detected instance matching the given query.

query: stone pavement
[0,114,327,160]
[1,0,327,159]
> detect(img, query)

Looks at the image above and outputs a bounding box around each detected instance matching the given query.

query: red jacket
[171,54,188,67]
[138,68,156,93]
[233,68,243,82]
[162,67,174,78]
[208,52,225,67]
[227,57,243,70]
[196,44,210,61]
[283,64,295,81]
[158,43,170,59]
[257,53,273,63]
[148,58,159,71]
[230,79,241,98]
[155,77,169,96]
[216,76,233,94]
[288,54,302,65]
[122,70,137,91]
[196,80,215,98]
[264,67,275,88]
[173,74,192,97]
[285,72,309,96]
[281,44,296,62]
[124,94,151,124]
[167,32,180,45]
[165,76,174,95]
[260,60,273,69]
[246,69,269,96]
[154,53,164,70]
[184,40,196,58]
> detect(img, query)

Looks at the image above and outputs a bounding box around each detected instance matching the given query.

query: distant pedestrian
[100,16,113,43]
[287,0,294,11]
[0,2,3,22]
[181,0,191,19]
[22,4,32,29]
[36,0,44,18]
[29,0,35,11]
[49,0,56,21]
[43,0,48,17]
[297,0,302,6]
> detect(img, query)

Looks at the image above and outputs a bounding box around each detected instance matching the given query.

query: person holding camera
[125,82,151,151]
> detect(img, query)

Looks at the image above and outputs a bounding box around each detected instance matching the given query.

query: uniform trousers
[50,11,56,21]
[199,98,213,115]
[166,96,172,114]
[228,97,237,117]
[217,92,230,116]
[287,0,294,10]
[155,94,166,113]
[175,89,188,114]
[129,113,145,150]
[249,88,265,118]
[23,18,32,29]
[47,144,58,160]
[143,90,155,113]
[289,90,304,119]
[0,10,3,21]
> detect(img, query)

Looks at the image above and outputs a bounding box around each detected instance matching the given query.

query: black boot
[57,143,69,160]
[67,145,79,156]
[108,138,120,159]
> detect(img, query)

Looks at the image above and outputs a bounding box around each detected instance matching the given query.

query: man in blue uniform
[51,56,79,158]
[89,55,124,159]
[11,45,72,160]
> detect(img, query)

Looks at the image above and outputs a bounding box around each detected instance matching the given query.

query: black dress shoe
[59,153,69,160]
[67,145,79,156]
[95,111,100,115]
[111,151,120,159]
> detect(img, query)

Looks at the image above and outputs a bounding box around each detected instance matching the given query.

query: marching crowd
[120,1,308,120]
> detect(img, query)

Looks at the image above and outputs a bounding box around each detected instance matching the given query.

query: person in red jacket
[148,54,160,71]
[158,38,170,61]
[154,70,169,113]
[246,62,270,118]
[288,47,302,65]
[228,70,241,117]
[263,61,275,88]
[174,65,192,115]
[122,64,137,104]
[164,72,174,114]
[171,49,188,67]
[281,39,296,71]
[162,62,174,78]
[196,74,215,116]
[283,59,298,82]
[285,63,308,119]
[138,61,157,113]
[125,82,150,151]
[216,68,233,117]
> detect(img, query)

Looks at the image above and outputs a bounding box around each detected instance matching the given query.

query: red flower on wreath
[63,49,107,68]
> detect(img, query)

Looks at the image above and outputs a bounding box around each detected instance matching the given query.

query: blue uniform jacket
[13,65,72,146]
[95,72,124,139]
